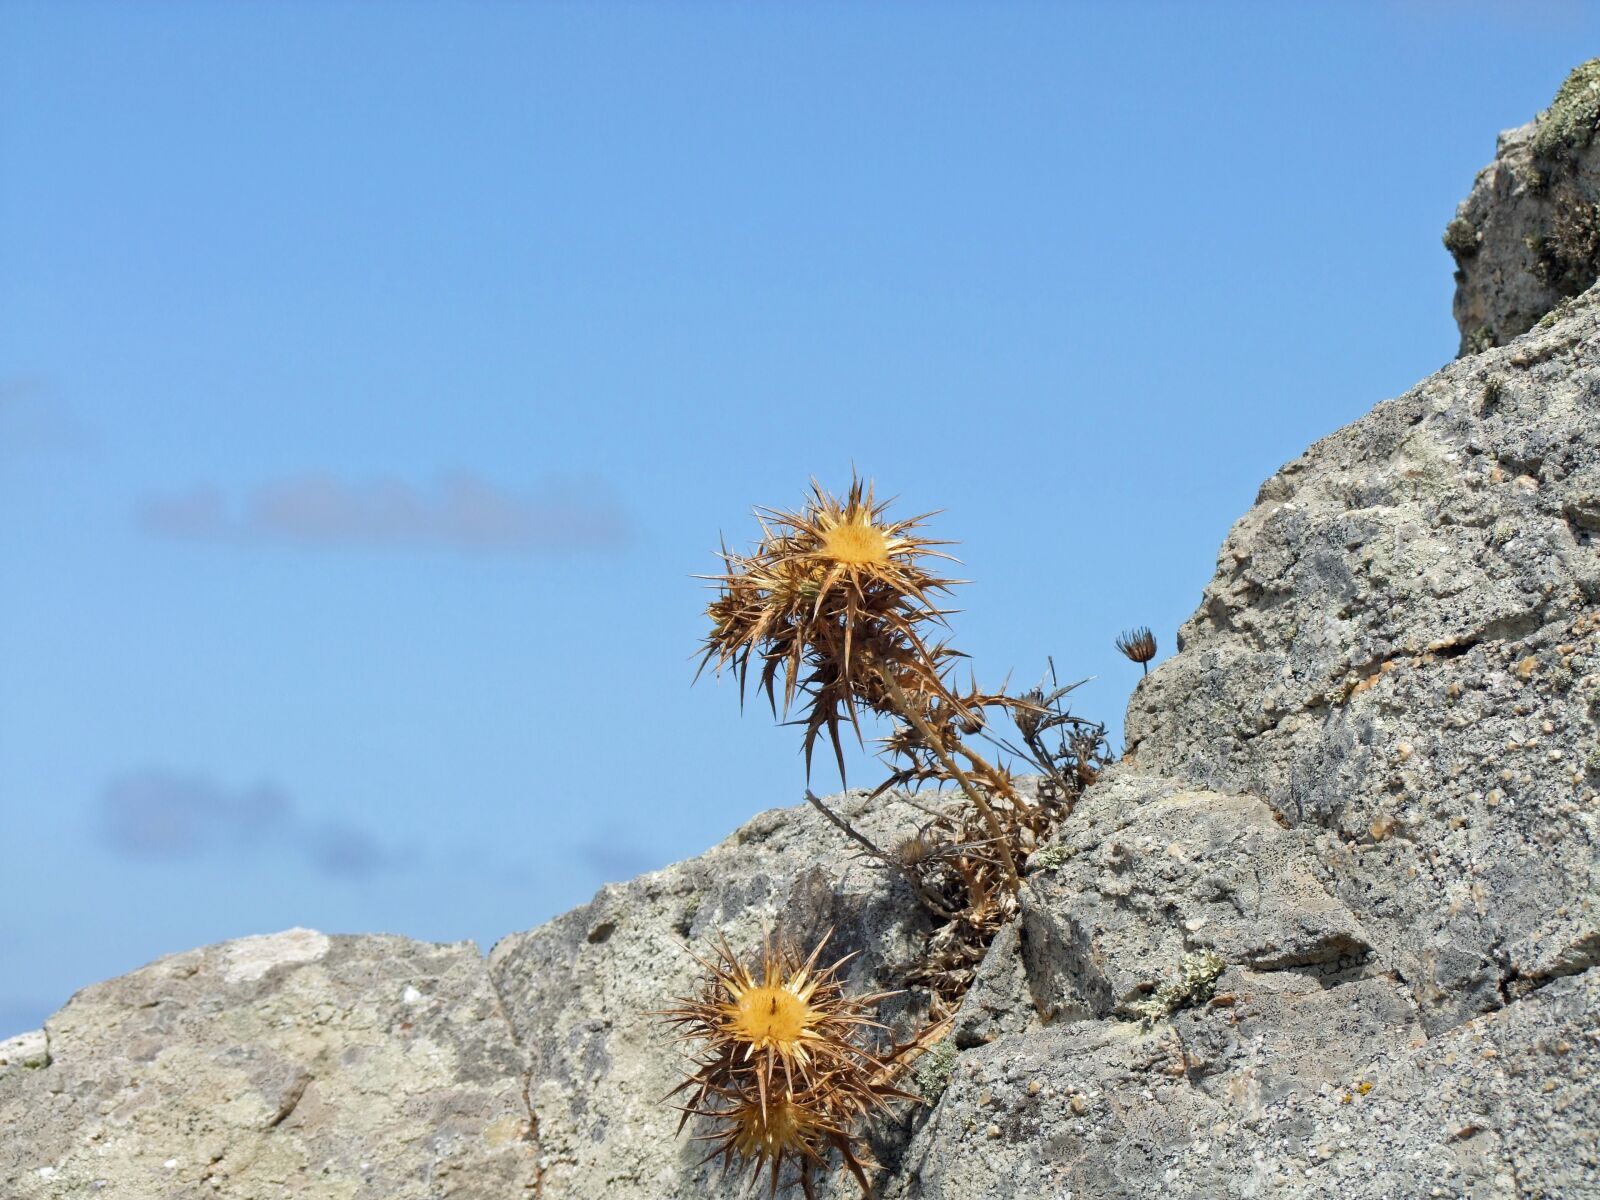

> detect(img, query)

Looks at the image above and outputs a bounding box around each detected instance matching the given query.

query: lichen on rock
[1531,58,1600,161]
[1126,949,1226,1025]
[1447,58,1600,352]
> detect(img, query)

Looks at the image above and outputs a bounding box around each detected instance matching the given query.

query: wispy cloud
[0,378,94,459]
[96,769,407,881]
[137,473,629,554]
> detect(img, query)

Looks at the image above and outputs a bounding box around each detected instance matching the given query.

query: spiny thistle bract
[696,475,1030,894]
[659,933,921,1198]
[696,476,970,781]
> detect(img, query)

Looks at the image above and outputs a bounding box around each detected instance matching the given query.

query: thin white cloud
[96,769,406,881]
[138,473,629,554]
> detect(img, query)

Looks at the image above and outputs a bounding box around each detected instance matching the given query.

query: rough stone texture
[486,789,936,1197]
[890,968,1597,1199]
[879,286,1600,1199]
[0,930,538,1198]
[0,1029,50,1071]
[1125,284,1600,1039]
[7,66,1600,1200]
[1447,59,1600,354]
[1020,774,1373,1025]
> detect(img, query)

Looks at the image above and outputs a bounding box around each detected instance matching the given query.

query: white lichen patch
[1128,949,1227,1025]
[222,929,330,984]
[0,1029,49,1070]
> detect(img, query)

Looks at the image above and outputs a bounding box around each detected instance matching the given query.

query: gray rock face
[487,789,934,1197]
[1125,284,1600,1038]
[0,930,539,1198]
[1447,59,1600,354]
[892,967,1597,1199]
[1014,776,1373,1027]
[7,64,1599,1200]
[879,289,1600,1199]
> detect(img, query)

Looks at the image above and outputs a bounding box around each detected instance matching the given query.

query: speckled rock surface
[1125,284,1600,1040]
[487,788,935,1198]
[890,966,1597,1199]
[0,1029,50,1071]
[0,930,538,1198]
[1020,775,1373,1024]
[1446,59,1600,354]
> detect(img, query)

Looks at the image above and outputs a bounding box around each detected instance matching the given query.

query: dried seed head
[696,475,969,781]
[1115,627,1158,668]
[658,932,918,1197]
[1012,687,1046,740]
[895,832,940,868]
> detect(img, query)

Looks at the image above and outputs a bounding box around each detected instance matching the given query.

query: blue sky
[1,2,1593,1036]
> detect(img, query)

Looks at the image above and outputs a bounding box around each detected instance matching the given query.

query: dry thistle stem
[696,475,1026,894]
[1115,626,1158,674]
[695,478,1112,1017]
[658,933,921,1198]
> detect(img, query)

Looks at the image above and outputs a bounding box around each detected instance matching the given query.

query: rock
[1447,59,1600,354]
[1020,774,1373,1023]
[8,59,1600,1200]
[0,930,538,1198]
[486,788,935,1197]
[0,1030,49,1071]
[1126,282,1600,1034]
[947,919,1031,1049]
[889,966,1597,1198]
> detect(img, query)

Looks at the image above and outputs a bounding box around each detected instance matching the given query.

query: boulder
[1447,59,1600,354]
[0,931,538,1198]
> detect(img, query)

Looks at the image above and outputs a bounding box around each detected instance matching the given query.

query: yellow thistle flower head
[695,474,968,782]
[661,933,886,1089]
[658,930,925,1199]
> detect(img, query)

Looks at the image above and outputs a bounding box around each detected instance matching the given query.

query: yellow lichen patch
[481,1113,526,1149]
[1517,655,1540,681]
[1347,658,1399,698]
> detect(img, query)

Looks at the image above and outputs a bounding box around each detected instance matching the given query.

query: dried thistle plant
[1115,626,1157,674]
[658,933,927,1198]
[695,476,1111,1016]
[696,475,1026,892]
[697,476,964,779]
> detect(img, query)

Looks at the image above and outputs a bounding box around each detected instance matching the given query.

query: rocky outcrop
[487,791,936,1195]
[1125,281,1600,1039]
[6,65,1600,1200]
[0,931,539,1197]
[916,281,1600,1199]
[1447,59,1600,354]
